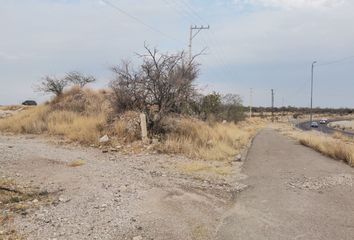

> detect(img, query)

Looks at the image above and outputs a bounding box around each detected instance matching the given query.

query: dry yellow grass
[274,124,354,167]
[67,159,86,167]
[159,117,265,161]
[0,87,110,144]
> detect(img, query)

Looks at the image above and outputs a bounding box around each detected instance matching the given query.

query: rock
[133,236,143,240]
[234,154,242,162]
[152,138,159,145]
[32,199,39,203]
[59,197,71,203]
[99,135,110,143]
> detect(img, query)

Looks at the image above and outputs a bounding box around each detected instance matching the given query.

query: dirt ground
[0,133,246,240]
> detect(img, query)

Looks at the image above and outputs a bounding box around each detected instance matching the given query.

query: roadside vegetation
[0,45,264,161]
[274,124,354,167]
[329,120,354,132]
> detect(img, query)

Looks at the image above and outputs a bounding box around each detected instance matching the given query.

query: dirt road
[216,129,354,240]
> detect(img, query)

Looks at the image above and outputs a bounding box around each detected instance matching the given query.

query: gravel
[0,134,246,240]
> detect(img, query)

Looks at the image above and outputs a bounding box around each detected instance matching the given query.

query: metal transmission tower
[188,25,210,62]
[271,89,275,122]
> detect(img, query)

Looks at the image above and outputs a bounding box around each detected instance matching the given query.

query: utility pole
[189,25,210,62]
[271,89,275,122]
[310,61,317,123]
[249,88,253,118]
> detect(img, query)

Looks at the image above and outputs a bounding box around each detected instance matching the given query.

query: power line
[161,0,232,85]
[166,0,237,81]
[101,0,183,44]
[318,55,354,66]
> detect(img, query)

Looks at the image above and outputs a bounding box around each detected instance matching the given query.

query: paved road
[297,120,354,137]
[216,129,354,240]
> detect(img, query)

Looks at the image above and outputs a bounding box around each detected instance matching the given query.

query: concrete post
[140,113,148,143]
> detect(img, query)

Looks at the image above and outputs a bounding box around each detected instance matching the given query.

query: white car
[319,119,328,124]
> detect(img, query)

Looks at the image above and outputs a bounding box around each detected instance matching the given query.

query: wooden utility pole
[188,25,210,62]
[271,89,275,122]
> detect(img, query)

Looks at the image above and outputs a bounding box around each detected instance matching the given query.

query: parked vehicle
[311,121,319,128]
[22,100,37,106]
[319,118,328,124]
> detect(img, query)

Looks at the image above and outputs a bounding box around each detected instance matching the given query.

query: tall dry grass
[274,124,354,167]
[0,87,110,144]
[158,117,265,161]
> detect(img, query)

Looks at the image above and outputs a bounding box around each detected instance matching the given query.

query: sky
[1,0,354,107]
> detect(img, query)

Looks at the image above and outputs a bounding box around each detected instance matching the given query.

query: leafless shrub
[65,71,96,87]
[36,76,68,96]
[110,44,200,133]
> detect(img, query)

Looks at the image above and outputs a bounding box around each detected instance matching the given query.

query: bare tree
[37,76,68,96]
[65,71,96,87]
[110,44,200,133]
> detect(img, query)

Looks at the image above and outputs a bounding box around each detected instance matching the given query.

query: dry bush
[50,86,111,115]
[158,117,264,161]
[110,45,199,134]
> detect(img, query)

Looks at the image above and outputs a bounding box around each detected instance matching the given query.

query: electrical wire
[317,55,354,66]
[101,0,184,45]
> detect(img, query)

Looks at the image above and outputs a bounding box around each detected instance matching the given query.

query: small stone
[133,236,143,240]
[99,135,110,143]
[32,199,39,203]
[234,154,242,162]
[59,197,71,203]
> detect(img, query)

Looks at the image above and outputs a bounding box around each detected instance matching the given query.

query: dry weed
[274,124,354,167]
[67,159,86,167]
[159,117,265,161]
